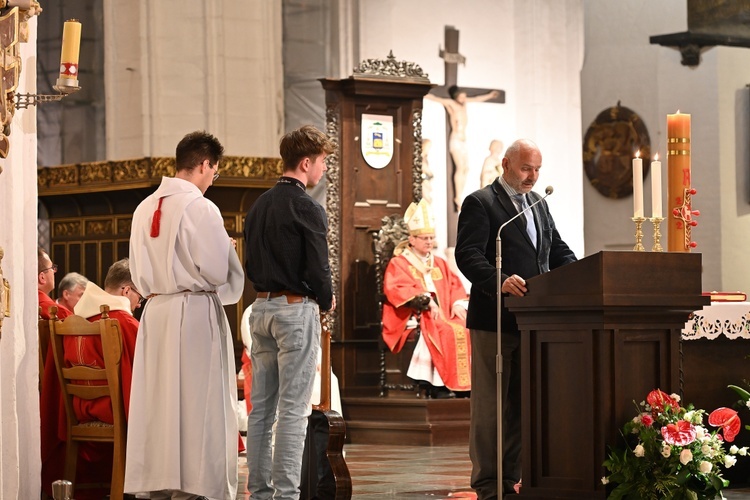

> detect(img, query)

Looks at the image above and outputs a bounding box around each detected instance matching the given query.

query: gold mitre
[404,199,436,236]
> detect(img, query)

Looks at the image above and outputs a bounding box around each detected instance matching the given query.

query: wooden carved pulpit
[506,251,709,499]
[320,53,433,396]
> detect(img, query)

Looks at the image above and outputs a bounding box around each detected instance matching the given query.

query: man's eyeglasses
[41,264,58,274]
[414,235,436,242]
[210,162,220,181]
[122,285,145,305]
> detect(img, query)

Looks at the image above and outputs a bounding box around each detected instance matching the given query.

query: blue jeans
[246,296,320,500]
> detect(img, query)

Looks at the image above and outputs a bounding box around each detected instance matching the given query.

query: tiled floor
[238,443,475,499]
[237,442,750,499]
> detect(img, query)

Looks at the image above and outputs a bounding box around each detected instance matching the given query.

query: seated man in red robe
[41,258,141,499]
[382,199,472,398]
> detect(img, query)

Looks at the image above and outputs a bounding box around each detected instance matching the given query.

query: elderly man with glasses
[38,248,69,320]
[381,199,472,399]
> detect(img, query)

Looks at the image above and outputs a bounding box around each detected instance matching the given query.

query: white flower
[699,461,713,474]
[601,476,609,485]
[730,445,739,454]
[634,444,645,457]
[661,444,671,458]
[632,416,640,423]
[746,400,750,410]
[670,393,681,402]
[740,447,748,457]
[702,443,712,456]
[696,427,706,440]
[725,455,737,468]
[679,449,693,465]
[684,410,695,422]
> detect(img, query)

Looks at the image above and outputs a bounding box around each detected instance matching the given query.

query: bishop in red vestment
[382,200,472,394]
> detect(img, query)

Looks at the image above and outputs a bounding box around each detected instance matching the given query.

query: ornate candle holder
[649,217,664,252]
[631,216,646,252]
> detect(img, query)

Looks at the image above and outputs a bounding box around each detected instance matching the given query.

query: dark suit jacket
[455,179,577,333]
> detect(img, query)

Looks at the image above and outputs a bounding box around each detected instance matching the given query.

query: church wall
[0,17,41,498]
[582,0,686,255]
[104,0,283,159]
[358,0,585,259]
[582,0,750,292]
[716,47,750,292]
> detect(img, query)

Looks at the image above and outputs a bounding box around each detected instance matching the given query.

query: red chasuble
[382,249,472,391]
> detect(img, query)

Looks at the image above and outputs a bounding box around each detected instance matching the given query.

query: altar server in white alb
[124,131,245,500]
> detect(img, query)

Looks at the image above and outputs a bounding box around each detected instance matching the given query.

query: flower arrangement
[603,389,745,499]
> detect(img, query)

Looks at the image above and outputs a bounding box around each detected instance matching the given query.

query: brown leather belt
[256,291,314,304]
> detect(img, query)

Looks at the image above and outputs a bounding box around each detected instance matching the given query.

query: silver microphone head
[545,186,554,195]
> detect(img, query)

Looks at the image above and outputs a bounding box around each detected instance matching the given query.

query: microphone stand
[495,187,552,493]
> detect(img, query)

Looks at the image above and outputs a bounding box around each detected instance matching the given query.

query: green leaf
[728,384,750,401]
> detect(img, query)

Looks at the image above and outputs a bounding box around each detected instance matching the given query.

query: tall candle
[651,153,662,218]
[632,151,643,218]
[58,19,82,83]
[666,111,691,251]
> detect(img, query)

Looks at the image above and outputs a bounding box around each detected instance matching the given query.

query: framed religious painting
[583,103,651,199]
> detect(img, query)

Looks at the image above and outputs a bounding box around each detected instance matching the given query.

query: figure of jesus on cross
[426,25,504,243]
[426,86,500,211]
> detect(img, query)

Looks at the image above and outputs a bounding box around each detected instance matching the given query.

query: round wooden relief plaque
[583,104,651,199]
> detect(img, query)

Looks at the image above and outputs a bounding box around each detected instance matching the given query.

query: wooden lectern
[506,251,709,499]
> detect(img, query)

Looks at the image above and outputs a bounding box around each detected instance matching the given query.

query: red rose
[641,414,654,427]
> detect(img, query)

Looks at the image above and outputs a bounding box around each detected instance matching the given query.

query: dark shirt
[243,176,333,311]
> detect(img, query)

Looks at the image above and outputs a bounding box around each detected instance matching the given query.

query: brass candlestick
[650,216,664,252]
[632,216,646,251]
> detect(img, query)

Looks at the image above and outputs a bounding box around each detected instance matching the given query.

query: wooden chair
[47,305,127,500]
[372,214,428,397]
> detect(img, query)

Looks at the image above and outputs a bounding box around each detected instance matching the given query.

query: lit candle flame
[654,152,659,161]
[635,150,641,159]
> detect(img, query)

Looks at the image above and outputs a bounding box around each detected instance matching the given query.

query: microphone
[497,186,554,238]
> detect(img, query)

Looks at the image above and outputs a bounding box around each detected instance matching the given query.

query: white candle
[651,153,662,218]
[633,152,643,218]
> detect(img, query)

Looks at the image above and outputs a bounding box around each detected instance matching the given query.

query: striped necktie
[513,193,537,248]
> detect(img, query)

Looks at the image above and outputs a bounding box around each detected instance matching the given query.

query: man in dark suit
[455,139,577,499]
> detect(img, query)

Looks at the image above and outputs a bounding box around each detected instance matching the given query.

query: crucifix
[426,25,505,245]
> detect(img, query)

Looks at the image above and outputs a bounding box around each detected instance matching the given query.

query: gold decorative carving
[222,156,283,179]
[116,218,132,236]
[52,221,81,237]
[222,216,236,233]
[151,157,176,178]
[353,51,430,83]
[113,159,150,182]
[80,162,112,184]
[85,219,113,236]
[325,103,342,339]
[0,6,19,159]
[0,2,42,158]
[0,245,9,339]
[39,156,283,194]
[412,108,423,202]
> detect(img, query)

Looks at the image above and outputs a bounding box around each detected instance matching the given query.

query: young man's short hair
[279,125,335,171]
[175,131,225,172]
[103,258,134,291]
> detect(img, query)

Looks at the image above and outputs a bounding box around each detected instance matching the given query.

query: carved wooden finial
[49,305,58,321]
[99,304,110,319]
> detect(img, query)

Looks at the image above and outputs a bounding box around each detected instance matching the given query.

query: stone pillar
[0,14,41,499]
